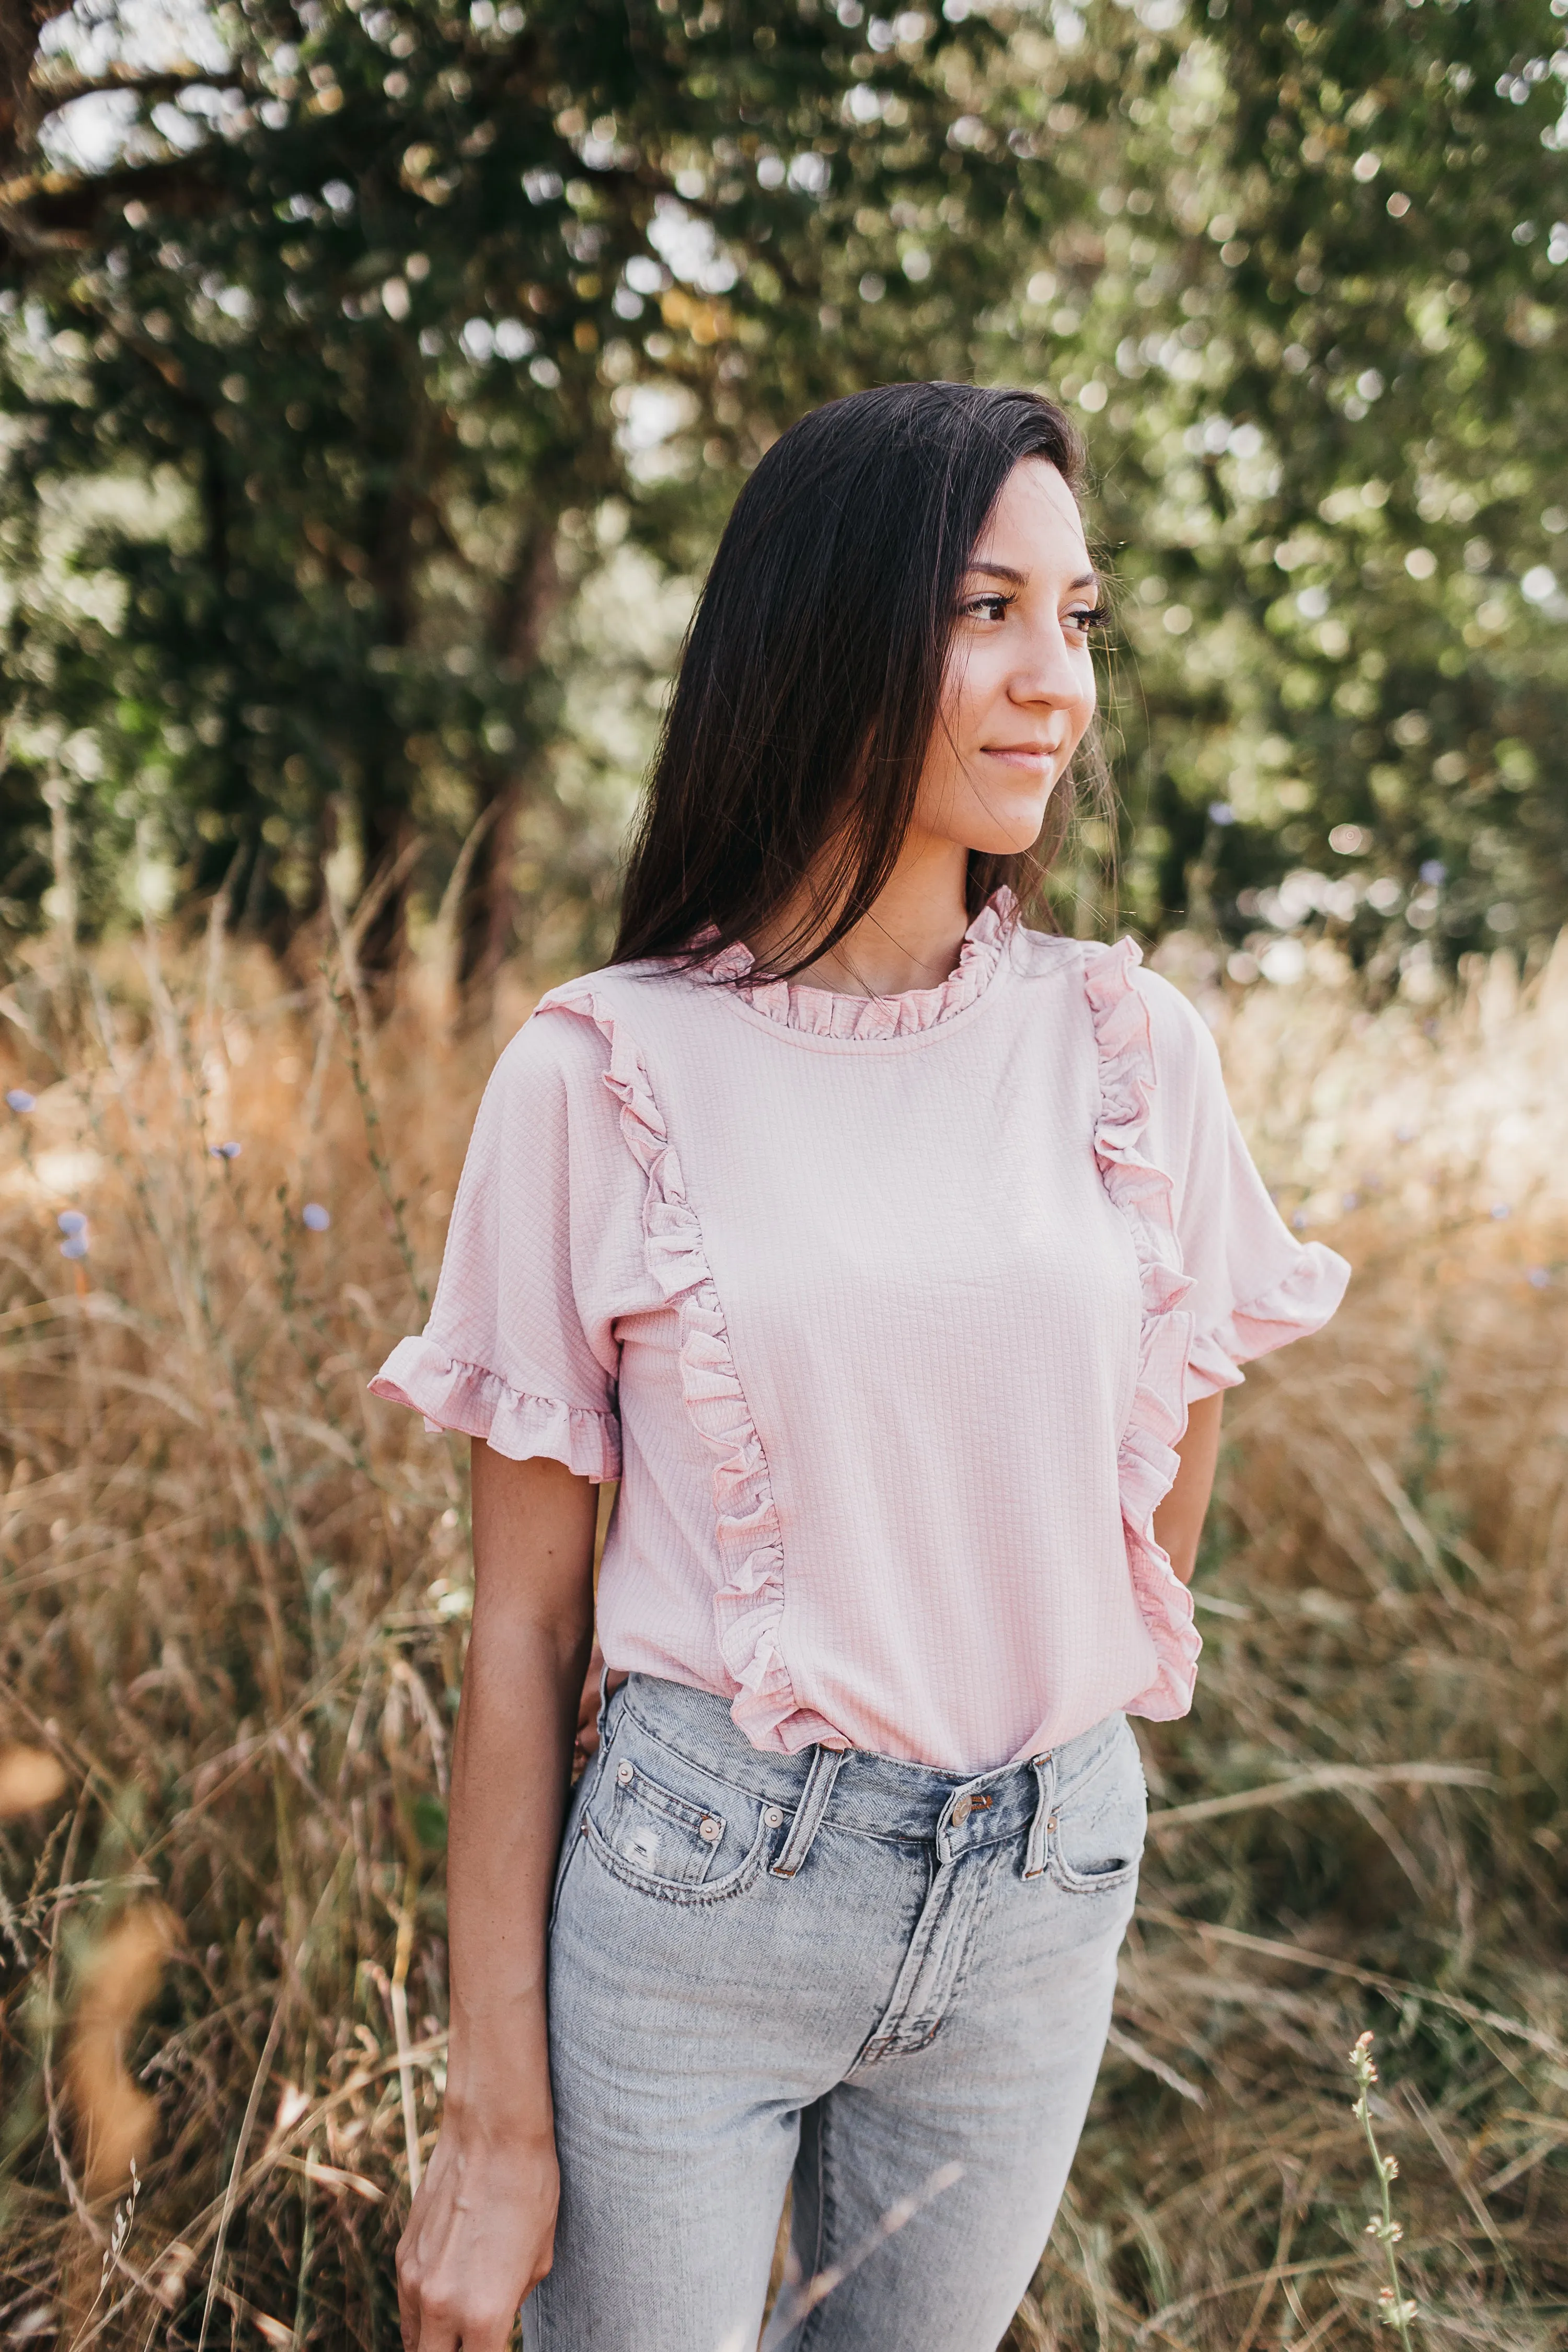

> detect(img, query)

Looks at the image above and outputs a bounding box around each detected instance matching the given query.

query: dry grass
[0,917,1565,2350]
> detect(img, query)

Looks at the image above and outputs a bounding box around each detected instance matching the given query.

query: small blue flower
[6,1088,36,1114]
[1419,859,1447,886]
[1528,1267,1551,1289]
[1207,800,1237,826]
[302,1202,331,1232]
[1292,1210,1309,1232]
[1491,1202,1511,1220]
[57,1210,86,1236]
[60,1234,88,1261]
[1342,1192,1359,1212]
[1395,1124,1416,1144]
[210,1140,242,1161]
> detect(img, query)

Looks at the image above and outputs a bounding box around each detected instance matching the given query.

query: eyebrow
[966,562,1100,591]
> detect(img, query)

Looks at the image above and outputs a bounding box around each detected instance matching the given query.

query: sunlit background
[3,2,1568,2345]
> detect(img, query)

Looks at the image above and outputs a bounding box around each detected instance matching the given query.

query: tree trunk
[458,511,564,988]
[351,362,431,984]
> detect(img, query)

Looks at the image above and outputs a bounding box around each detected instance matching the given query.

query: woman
[375,381,1348,2352]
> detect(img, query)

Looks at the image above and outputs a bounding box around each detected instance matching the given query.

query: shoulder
[1126,957,1222,1075]
[480,966,663,1114]
[1073,937,1228,1128]
[513,960,682,1070]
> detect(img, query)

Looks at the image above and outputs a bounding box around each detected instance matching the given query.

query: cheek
[1069,656,1099,737]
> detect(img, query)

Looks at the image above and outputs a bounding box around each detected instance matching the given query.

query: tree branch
[0,148,229,248]
[30,64,250,114]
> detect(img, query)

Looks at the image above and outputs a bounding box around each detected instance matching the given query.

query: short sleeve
[1136,971,1351,1405]
[368,1017,627,1479]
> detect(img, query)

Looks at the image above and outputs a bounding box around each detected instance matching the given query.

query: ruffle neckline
[701,888,1016,1041]
[1081,935,1205,1723]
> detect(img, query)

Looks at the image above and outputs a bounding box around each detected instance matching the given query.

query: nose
[1009,614,1094,715]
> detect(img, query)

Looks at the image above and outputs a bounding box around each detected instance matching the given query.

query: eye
[1066,603,1109,636]
[961,592,1013,624]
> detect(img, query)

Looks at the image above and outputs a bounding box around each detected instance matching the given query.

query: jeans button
[763,1805,783,1828]
[616,1760,633,1785]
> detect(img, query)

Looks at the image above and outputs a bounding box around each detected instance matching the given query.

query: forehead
[972,458,1090,565]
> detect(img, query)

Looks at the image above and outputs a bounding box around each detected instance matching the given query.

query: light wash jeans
[522,1673,1145,2352]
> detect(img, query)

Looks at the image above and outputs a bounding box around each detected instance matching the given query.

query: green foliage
[0,0,1083,962]
[2,0,1566,971]
[995,0,1568,961]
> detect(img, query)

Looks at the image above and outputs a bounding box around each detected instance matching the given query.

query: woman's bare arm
[1152,1392,1223,1585]
[396,1444,597,2352]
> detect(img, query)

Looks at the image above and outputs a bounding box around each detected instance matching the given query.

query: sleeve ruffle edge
[368,1334,621,1481]
[1186,1243,1352,1400]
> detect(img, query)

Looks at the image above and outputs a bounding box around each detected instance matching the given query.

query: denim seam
[546,1815,583,1940]
[931,1843,1005,2022]
[868,1844,1006,2059]
[793,2100,839,2352]
[580,1807,771,1907]
[1048,1848,1143,1898]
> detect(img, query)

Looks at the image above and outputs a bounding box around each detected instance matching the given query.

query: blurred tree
[999,0,1568,970]
[0,0,1091,976]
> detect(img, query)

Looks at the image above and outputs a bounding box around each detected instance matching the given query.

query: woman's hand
[396,2122,559,2352]
[573,1637,628,1768]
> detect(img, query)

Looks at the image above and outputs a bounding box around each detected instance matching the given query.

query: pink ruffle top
[372,893,1348,1773]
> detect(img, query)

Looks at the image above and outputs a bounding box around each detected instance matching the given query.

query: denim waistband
[605,1673,1129,1867]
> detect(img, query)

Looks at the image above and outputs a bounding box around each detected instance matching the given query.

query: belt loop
[770,1745,844,1879]
[594,1656,615,1749]
[1023,1750,1055,1881]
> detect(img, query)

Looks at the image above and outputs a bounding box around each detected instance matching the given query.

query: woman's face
[913,456,1103,858]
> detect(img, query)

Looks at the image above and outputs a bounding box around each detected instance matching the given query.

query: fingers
[406,2287,516,2352]
[573,1635,604,1766]
[576,1639,603,1730]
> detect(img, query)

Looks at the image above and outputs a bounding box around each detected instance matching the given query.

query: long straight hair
[613,380,1108,975]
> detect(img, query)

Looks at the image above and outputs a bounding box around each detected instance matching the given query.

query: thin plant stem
[1350,2031,1419,2350]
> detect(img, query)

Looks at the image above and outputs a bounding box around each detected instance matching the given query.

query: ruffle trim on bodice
[1082,936,1205,1722]
[368,1336,622,1480]
[537,982,838,1753]
[700,889,1015,1039]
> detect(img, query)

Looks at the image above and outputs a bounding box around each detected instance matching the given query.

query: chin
[955,797,1057,860]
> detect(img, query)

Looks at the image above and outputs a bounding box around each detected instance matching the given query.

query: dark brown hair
[613,379,1105,975]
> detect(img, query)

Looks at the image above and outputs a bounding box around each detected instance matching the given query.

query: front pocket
[598,1755,727,1885]
[581,1802,771,1907]
[1049,1727,1147,1895]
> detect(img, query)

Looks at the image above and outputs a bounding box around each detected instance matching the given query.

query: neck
[753,834,975,999]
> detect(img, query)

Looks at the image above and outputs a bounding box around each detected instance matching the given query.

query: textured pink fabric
[371,893,1348,1772]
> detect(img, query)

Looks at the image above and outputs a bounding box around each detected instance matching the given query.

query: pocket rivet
[699,1816,721,1842]
[763,1805,783,1829]
[616,1760,634,1785]
[1047,1816,1058,1832]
